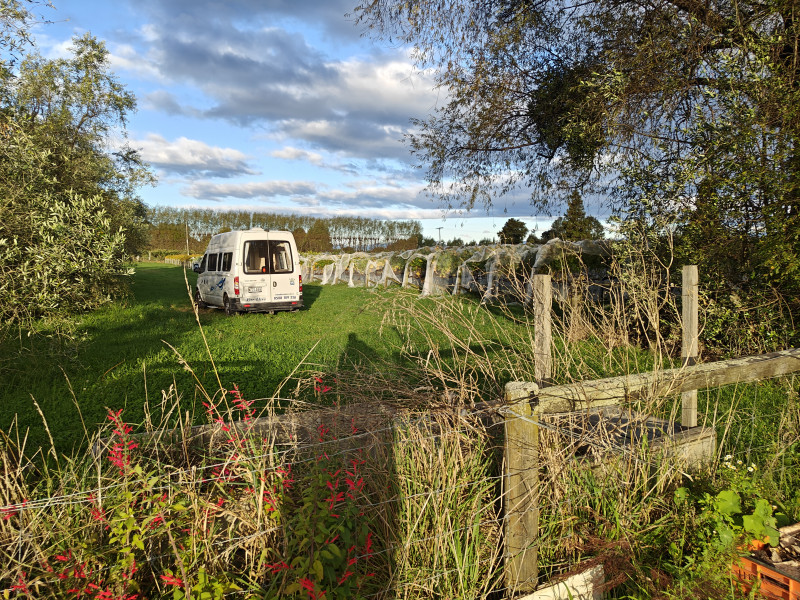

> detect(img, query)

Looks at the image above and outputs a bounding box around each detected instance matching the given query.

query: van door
[206,251,225,307]
[241,239,272,304]
[267,239,299,304]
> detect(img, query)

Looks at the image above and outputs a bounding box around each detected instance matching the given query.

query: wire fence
[1,372,798,599]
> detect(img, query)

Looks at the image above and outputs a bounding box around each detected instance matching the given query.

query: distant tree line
[496,194,604,245]
[146,207,423,253]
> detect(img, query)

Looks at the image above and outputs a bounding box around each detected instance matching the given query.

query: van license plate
[248,286,262,293]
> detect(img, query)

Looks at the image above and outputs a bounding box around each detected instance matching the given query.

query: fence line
[4,266,799,598]
[501,268,800,592]
[2,373,797,598]
[2,377,796,515]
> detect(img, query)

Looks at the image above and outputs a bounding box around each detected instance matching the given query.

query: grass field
[1,263,424,454]
[4,262,578,455]
[3,262,794,464]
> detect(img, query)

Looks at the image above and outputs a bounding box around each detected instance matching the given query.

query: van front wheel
[223,294,235,316]
[194,288,206,309]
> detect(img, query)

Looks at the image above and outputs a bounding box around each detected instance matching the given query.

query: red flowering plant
[256,384,378,600]
[3,409,165,599]
[1,382,382,600]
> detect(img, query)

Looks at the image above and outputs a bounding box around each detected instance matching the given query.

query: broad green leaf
[313,559,324,580]
[716,524,735,549]
[714,490,741,516]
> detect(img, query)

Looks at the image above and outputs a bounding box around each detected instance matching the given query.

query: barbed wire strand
[3,401,791,514]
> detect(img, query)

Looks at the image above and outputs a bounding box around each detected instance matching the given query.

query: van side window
[208,253,218,271]
[199,254,207,273]
[270,241,293,273]
[221,252,233,272]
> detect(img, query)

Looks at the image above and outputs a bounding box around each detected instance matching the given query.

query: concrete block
[517,564,604,600]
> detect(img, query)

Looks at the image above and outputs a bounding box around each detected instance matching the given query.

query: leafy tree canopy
[356,0,800,297]
[542,191,604,241]
[497,218,529,244]
[1,4,153,330]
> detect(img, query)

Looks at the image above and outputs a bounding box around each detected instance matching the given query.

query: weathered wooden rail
[503,270,800,593]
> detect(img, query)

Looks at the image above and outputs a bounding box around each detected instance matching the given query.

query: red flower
[230,384,255,422]
[364,532,374,556]
[345,476,364,495]
[324,490,345,513]
[11,572,28,593]
[277,465,295,490]
[148,515,164,529]
[106,409,138,475]
[264,561,290,574]
[95,587,139,600]
[160,573,184,587]
[338,570,355,584]
[1,499,26,521]
[55,549,73,562]
[299,578,326,600]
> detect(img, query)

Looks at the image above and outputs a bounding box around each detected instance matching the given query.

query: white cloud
[182,180,319,201]
[116,9,437,163]
[109,43,164,82]
[271,147,324,165]
[136,134,259,178]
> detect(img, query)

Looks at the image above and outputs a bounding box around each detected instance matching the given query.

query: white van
[193,228,303,315]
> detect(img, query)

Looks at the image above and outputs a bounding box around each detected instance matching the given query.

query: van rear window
[244,240,294,274]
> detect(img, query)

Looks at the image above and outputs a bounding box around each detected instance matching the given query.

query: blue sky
[32,0,565,243]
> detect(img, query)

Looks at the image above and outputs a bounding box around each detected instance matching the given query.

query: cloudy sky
[34,0,559,242]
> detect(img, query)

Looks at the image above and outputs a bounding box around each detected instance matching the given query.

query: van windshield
[244,240,294,274]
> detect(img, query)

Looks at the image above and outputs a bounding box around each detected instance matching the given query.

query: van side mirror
[193,264,201,273]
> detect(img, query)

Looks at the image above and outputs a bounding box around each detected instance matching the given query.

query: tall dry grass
[376,237,799,596]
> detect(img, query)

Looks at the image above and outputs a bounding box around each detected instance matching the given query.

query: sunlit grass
[1,263,409,454]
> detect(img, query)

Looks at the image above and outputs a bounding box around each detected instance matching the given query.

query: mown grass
[1,262,560,456]
[1,263,417,454]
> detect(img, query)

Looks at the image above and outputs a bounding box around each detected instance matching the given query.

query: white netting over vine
[300,239,610,299]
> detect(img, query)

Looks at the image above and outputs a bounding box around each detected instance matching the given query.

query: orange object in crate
[732,540,800,600]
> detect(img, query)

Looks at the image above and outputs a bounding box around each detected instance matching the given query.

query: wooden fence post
[501,275,550,591]
[504,381,540,593]
[682,265,699,427]
[533,274,553,386]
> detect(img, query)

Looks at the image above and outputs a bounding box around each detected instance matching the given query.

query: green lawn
[3,261,795,477]
[1,263,413,454]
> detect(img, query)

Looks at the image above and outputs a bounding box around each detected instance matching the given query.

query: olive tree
[0,17,153,330]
